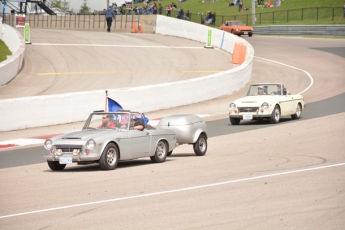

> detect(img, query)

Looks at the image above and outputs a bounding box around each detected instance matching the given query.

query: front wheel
[193,134,207,156]
[99,143,119,170]
[230,117,240,125]
[47,161,66,171]
[150,140,168,163]
[269,105,280,124]
[291,104,302,119]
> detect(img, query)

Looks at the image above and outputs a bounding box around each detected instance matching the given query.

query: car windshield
[229,21,244,26]
[246,84,283,96]
[85,112,131,130]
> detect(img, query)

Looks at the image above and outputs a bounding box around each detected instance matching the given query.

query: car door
[129,129,150,158]
[280,95,295,116]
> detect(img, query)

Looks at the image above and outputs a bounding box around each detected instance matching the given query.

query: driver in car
[98,114,116,128]
[257,85,266,95]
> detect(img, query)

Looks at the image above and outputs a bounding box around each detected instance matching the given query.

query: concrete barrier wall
[0,16,254,132]
[0,22,25,86]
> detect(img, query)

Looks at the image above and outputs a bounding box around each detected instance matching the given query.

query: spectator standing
[239,1,243,12]
[105,5,115,32]
[166,5,171,16]
[153,3,157,14]
[184,10,190,20]
[158,4,163,15]
[343,1,345,19]
[212,11,216,25]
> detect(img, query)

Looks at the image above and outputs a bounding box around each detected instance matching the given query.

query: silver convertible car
[229,83,305,125]
[44,111,177,171]
[44,111,208,171]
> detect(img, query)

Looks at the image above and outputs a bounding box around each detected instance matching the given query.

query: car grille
[238,107,259,113]
[55,145,83,153]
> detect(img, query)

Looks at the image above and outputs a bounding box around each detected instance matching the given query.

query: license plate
[59,157,72,164]
[243,114,253,120]
[243,32,248,35]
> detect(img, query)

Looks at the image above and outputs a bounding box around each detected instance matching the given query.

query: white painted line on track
[255,56,314,95]
[32,43,204,49]
[1,162,344,219]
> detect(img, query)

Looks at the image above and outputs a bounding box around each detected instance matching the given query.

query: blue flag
[107,97,123,112]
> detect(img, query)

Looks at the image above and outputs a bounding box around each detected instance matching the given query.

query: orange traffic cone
[131,22,137,33]
[138,23,142,33]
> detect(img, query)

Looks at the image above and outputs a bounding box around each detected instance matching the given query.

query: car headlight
[44,139,53,150]
[261,102,269,110]
[229,103,236,109]
[86,139,96,150]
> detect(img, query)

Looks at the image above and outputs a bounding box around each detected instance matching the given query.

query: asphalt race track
[0,31,345,229]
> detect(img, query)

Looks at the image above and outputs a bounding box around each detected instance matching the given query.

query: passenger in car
[129,117,144,130]
[272,85,282,95]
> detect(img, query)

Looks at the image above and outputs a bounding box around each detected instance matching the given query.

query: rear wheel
[151,140,168,163]
[249,33,253,37]
[230,117,240,125]
[291,103,302,119]
[269,105,280,124]
[232,30,236,35]
[99,143,119,170]
[193,134,207,156]
[47,161,66,171]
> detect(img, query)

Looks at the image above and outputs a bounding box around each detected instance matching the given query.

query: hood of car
[233,96,269,106]
[236,25,253,30]
[51,129,119,142]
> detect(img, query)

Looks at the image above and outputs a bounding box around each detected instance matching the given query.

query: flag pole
[105,90,108,112]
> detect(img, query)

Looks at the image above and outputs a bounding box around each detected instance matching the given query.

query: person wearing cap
[105,5,115,32]
[257,85,266,95]
[129,116,144,130]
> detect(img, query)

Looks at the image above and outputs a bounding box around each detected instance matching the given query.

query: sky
[1,0,127,13]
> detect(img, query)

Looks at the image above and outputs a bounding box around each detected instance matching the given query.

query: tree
[50,0,62,9]
[79,0,91,15]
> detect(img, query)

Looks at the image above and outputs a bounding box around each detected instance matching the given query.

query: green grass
[0,40,12,63]
[134,0,345,26]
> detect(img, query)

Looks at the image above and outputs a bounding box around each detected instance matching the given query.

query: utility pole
[251,0,256,25]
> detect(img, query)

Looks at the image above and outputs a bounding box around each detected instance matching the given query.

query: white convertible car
[229,83,305,125]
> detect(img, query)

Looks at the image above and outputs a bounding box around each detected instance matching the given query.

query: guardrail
[253,25,345,36]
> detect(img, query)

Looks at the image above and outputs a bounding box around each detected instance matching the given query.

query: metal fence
[0,13,156,32]
[168,7,344,27]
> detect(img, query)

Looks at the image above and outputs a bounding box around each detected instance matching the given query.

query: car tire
[167,151,173,156]
[193,134,207,156]
[269,105,280,124]
[99,143,119,170]
[232,30,235,35]
[249,33,253,37]
[230,117,241,125]
[291,103,302,119]
[47,161,66,171]
[150,140,168,163]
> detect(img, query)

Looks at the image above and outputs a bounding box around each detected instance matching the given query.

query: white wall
[0,16,254,132]
[0,22,25,86]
